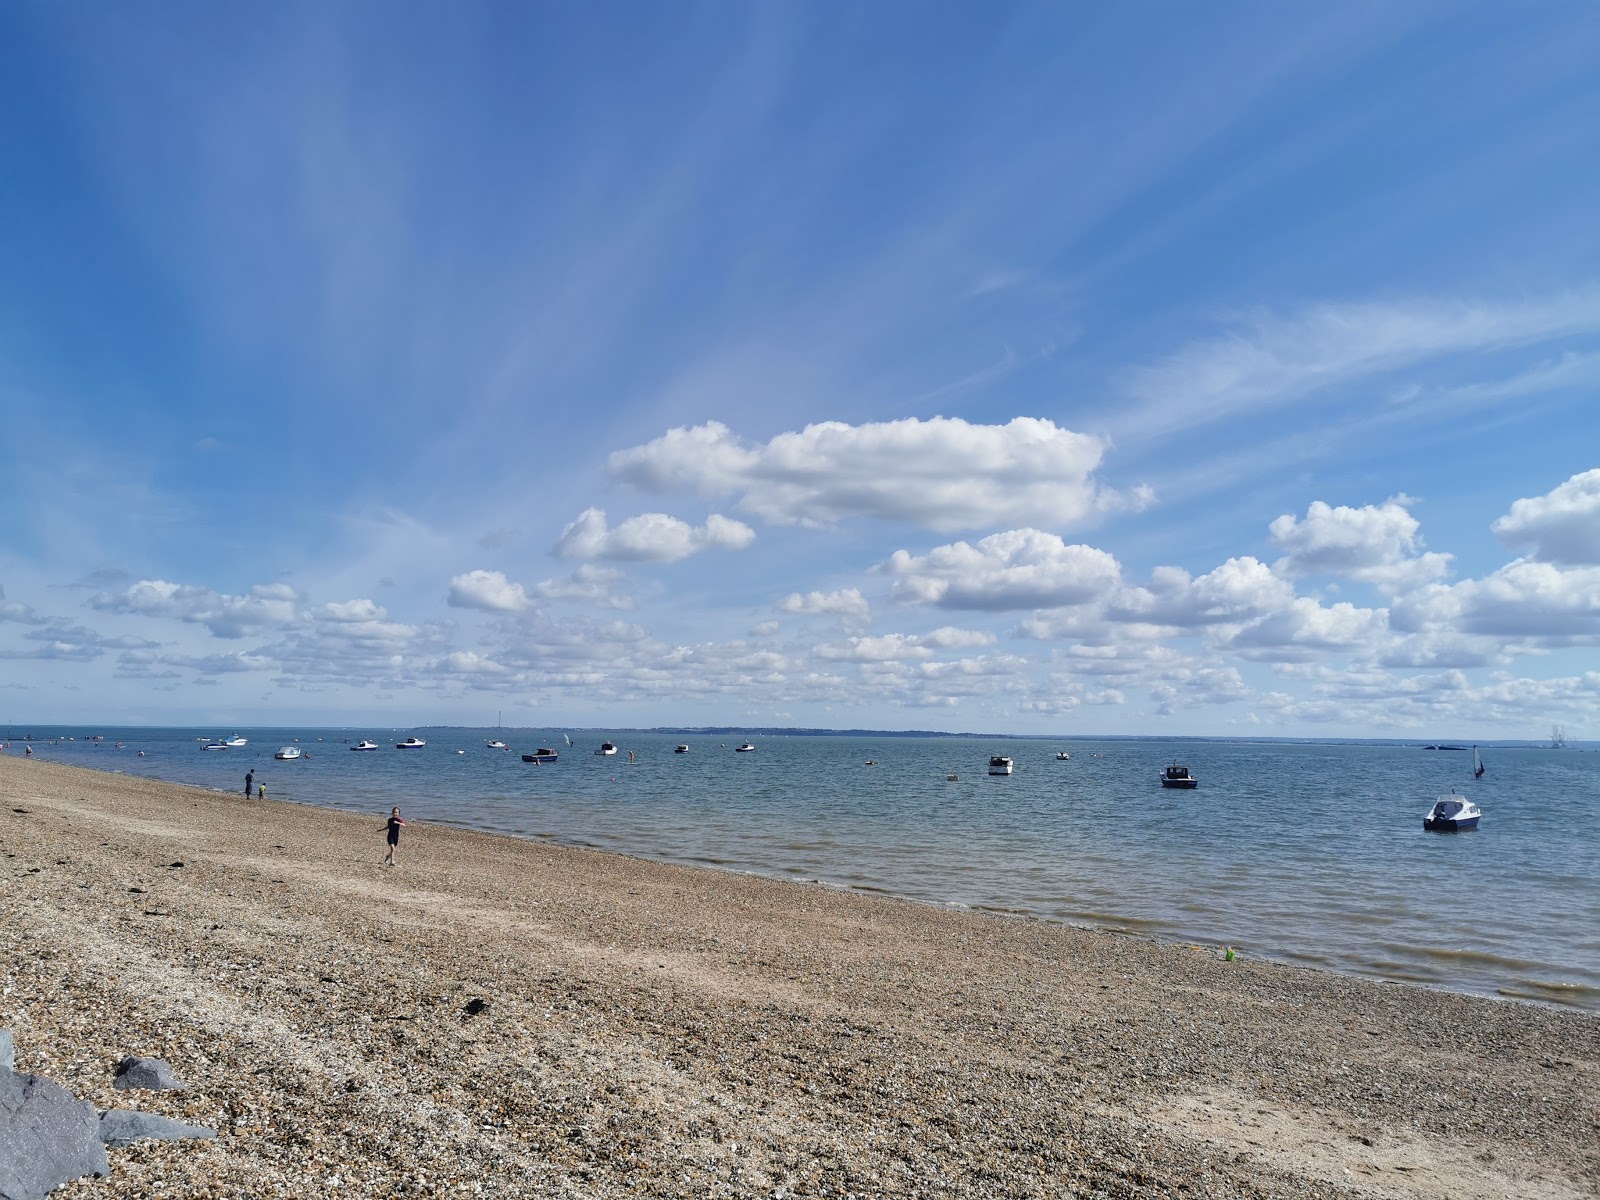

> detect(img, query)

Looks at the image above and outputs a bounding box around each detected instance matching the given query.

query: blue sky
[2,1,1598,736]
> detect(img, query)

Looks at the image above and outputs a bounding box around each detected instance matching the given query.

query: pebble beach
[2,755,1596,1199]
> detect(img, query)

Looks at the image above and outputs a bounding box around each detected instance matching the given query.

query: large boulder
[97,1109,215,1149]
[0,1069,109,1200]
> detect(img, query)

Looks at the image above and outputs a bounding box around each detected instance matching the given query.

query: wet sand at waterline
[2,756,1595,1198]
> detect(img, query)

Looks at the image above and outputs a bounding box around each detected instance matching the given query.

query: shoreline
[3,755,1596,1197]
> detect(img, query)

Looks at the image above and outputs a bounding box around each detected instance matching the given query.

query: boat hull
[1424,815,1480,832]
[522,753,558,764]
[1160,778,1199,789]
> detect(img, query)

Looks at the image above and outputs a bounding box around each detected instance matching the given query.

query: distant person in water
[244,769,254,798]
[382,806,405,866]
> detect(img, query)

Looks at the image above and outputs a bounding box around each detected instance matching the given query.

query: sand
[1,754,1595,1199]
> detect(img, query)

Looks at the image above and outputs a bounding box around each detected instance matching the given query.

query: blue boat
[1424,793,1481,832]
[522,749,559,764]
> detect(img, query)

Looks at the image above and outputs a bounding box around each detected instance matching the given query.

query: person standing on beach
[244,769,254,798]
[257,783,266,801]
[382,806,405,866]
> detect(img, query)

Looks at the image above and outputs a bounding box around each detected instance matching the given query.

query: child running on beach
[382,806,405,866]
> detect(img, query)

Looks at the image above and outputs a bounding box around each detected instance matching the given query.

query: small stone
[112,1056,186,1091]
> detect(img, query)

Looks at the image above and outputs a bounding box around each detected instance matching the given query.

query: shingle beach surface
[1,755,1595,1198]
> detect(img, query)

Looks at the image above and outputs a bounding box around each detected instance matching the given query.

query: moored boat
[223,735,248,747]
[201,741,228,751]
[396,737,426,749]
[674,744,689,754]
[988,755,1013,775]
[1424,792,1481,832]
[350,740,379,751]
[1055,751,1070,760]
[274,746,302,760]
[596,742,618,756]
[735,742,756,752]
[522,748,559,764]
[485,740,508,750]
[1160,765,1198,788]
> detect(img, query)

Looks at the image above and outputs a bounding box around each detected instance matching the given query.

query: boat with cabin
[396,737,426,749]
[596,742,618,756]
[223,735,248,747]
[675,744,689,754]
[988,755,1013,775]
[350,740,379,751]
[1160,765,1198,788]
[274,746,302,761]
[522,748,559,764]
[735,742,756,752]
[1424,792,1481,832]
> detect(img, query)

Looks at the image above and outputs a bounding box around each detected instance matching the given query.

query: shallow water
[12,727,1598,1012]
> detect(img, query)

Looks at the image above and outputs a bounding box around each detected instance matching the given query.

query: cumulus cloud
[1269,498,1451,592]
[609,417,1146,533]
[882,529,1122,610]
[447,570,532,613]
[1107,558,1295,628]
[89,579,300,638]
[1491,468,1600,565]
[554,508,756,562]
[778,588,871,626]
[813,634,935,662]
[1394,561,1600,643]
[532,565,636,610]
[0,585,45,625]
[316,598,390,623]
[1222,597,1389,662]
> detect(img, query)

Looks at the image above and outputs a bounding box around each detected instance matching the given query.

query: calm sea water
[8,726,1597,1013]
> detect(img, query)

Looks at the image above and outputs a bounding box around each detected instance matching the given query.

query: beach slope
[1,757,1595,1198]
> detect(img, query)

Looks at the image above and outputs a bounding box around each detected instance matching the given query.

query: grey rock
[97,1109,216,1148]
[0,1069,109,1200]
[0,1030,12,1072]
[111,1056,185,1091]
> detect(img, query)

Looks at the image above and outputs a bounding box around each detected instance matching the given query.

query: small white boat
[485,740,508,750]
[988,755,1013,775]
[596,742,618,756]
[274,746,302,761]
[396,737,426,749]
[735,742,756,752]
[1161,765,1198,789]
[223,735,248,747]
[350,740,379,751]
[1055,751,1070,761]
[201,741,228,751]
[674,745,689,754]
[1424,792,1481,832]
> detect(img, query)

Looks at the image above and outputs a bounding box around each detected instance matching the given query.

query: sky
[1,2,1599,738]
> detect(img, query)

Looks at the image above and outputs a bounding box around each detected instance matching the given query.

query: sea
[7,726,1597,1014]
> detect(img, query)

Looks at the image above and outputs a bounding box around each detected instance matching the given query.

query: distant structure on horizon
[1550,724,1568,749]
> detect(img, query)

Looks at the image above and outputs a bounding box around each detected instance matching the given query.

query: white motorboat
[223,735,248,747]
[485,740,508,750]
[735,742,756,752]
[596,742,618,756]
[274,746,302,761]
[1161,764,1198,788]
[988,755,1013,775]
[396,737,426,749]
[201,741,228,751]
[675,744,689,754]
[1055,751,1070,761]
[350,740,379,751]
[1424,792,1481,832]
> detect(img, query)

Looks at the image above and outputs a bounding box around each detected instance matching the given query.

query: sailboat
[1473,745,1485,779]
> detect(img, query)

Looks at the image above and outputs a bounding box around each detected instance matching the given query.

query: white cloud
[554,507,756,562]
[1120,291,1600,438]
[447,569,532,613]
[532,565,636,611]
[1107,557,1295,628]
[1394,561,1600,644]
[316,598,390,623]
[1491,468,1600,565]
[778,588,871,626]
[883,529,1122,610]
[610,417,1146,533]
[813,634,935,662]
[1223,597,1389,662]
[918,626,998,649]
[1269,498,1451,592]
[89,579,301,638]
[0,585,45,625]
